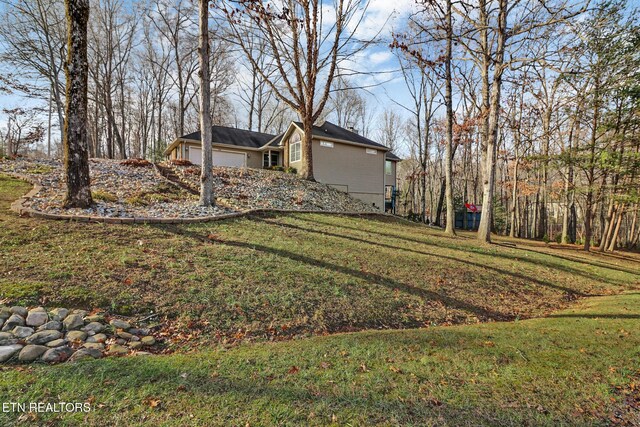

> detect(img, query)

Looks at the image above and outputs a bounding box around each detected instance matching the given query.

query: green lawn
[1,175,640,425]
[1,175,638,344]
[0,293,638,426]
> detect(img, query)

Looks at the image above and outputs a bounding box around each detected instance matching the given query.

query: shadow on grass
[11,348,554,427]
[290,215,638,286]
[545,313,640,319]
[249,217,589,298]
[155,224,510,321]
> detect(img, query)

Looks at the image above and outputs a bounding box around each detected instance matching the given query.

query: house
[164,121,400,211]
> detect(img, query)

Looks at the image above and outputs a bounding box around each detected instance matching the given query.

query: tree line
[0,0,638,251]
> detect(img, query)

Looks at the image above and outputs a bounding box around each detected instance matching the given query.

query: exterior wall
[311,138,385,211]
[168,141,279,169]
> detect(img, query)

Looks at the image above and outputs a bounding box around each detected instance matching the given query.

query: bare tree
[377,109,403,152]
[0,0,67,143]
[198,0,214,206]
[63,0,92,207]
[220,0,371,180]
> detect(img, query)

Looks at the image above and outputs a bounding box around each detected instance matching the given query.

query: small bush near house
[285,167,297,174]
[120,158,151,167]
[268,165,285,172]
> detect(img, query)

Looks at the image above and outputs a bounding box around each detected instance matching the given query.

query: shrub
[91,189,118,202]
[26,165,54,174]
[268,165,285,172]
[120,158,151,167]
[542,234,551,244]
[285,167,297,174]
[170,159,193,167]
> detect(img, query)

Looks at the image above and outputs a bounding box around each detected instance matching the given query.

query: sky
[0,0,420,138]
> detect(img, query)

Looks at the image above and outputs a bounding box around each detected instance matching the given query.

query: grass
[1,174,639,341]
[1,175,639,425]
[0,293,638,426]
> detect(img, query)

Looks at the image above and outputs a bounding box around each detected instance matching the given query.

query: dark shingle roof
[294,121,389,150]
[386,151,401,161]
[181,126,277,149]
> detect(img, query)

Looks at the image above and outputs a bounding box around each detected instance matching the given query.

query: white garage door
[188,147,202,165]
[188,148,246,167]
[213,150,246,167]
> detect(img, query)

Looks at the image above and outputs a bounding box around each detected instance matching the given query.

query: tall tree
[63,0,92,207]
[198,0,214,206]
[221,0,371,180]
[443,0,456,237]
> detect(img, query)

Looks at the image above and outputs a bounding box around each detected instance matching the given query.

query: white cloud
[369,51,393,65]
[348,0,417,40]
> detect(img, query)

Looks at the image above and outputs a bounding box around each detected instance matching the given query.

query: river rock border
[0,306,159,364]
[8,172,390,224]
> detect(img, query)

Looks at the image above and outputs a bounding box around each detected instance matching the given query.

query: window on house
[263,152,281,167]
[385,160,393,175]
[290,140,301,162]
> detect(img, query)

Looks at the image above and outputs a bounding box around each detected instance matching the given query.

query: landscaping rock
[66,331,87,342]
[0,344,23,362]
[82,343,105,351]
[86,333,107,343]
[0,307,11,319]
[46,339,67,348]
[63,314,84,331]
[110,319,131,330]
[12,326,34,339]
[2,314,25,331]
[10,307,28,318]
[26,309,49,327]
[107,344,129,355]
[0,304,162,364]
[38,321,62,331]
[68,348,103,362]
[26,330,63,345]
[117,331,133,340]
[83,322,105,334]
[141,336,156,346]
[41,346,74,363]
[84,314,105,323]
[49,308,69,321]
[0,332,18,346]
[18,345,48,362]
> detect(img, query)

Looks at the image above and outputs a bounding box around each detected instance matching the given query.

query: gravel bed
[0,158,378,218]
[168,163,379,213]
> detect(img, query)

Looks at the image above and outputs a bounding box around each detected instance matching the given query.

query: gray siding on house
[310,139,385,210]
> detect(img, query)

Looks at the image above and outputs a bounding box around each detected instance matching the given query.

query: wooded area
[0,0,638,250]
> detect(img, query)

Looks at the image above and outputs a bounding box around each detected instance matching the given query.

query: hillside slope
[1,175,638,344]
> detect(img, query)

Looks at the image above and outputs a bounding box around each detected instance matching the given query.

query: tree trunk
[477,0,507,243]
[300,115,315,180]
[62,0,92,208]
[443,0,456,237]
[198,0,214,206]
[509,156,519,238]
[607,207,624,252]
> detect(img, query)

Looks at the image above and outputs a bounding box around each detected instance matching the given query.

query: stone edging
[6,172,394,224]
